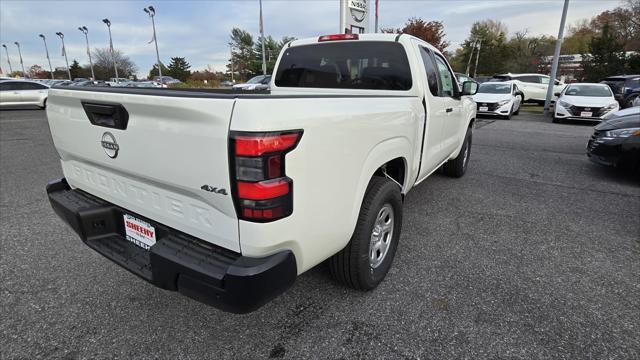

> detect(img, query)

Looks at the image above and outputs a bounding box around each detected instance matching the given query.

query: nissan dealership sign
[340,0,370,34]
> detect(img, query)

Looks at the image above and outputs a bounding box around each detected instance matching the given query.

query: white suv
[492,73,566,104]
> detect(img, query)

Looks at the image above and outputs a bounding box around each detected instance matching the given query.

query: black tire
[39,98,47,110]
[513,101,520,115]
[503,108,513,120]
[329,177,403,291]
[443,127,472,178]
[552,115,561,124]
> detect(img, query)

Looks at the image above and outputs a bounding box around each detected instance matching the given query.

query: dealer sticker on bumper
[580,111,593,117]
[124,214,156,250]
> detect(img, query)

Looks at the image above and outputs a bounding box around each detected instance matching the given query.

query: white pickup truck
[46,33,477,313]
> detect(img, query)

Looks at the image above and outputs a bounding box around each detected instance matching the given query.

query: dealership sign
[340,0,369,33]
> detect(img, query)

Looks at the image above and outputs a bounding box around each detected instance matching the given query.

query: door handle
[446,107,453,113]
[81,101,129,129]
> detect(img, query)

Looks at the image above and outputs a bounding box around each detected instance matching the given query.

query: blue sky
[0,0,621,77]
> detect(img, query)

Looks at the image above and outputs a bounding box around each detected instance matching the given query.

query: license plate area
[479,106,489,112]
[123,214,157,250]
[580,111,593,117]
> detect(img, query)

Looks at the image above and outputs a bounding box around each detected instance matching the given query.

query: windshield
[246,76,267,84]
[478,83,511,94]
[275,41,412,90]
[564,85,612,97]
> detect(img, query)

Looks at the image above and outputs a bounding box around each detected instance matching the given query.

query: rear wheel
[443,127,472,178]
[329,177,403,290]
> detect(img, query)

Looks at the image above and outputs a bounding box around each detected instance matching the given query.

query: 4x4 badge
[201,185,228,195]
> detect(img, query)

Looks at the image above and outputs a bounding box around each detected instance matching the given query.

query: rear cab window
[274,41,412,91]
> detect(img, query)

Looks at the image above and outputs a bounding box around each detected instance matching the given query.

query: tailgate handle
[81,101,129,130]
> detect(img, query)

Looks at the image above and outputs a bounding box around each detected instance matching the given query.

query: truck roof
[287,33,442,56]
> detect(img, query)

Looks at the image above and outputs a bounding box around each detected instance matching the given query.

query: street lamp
[1,44,12,75]
[55,32,71,80]
[259,0,266,75]
[78,26,95,80]
[144,5,162,80]
[39,34,54,79]
[13,42,25,78]
[102,18,119,81]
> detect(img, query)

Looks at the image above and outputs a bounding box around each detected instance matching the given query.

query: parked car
[73,78,89,82]
[553,83,619,123]
[0,80,49,109]
[126,81,163,88]
[600,75,640,108]
[492,73,565,104]
[152,76,181,87]
[473,81,522,119]
[220,80,235,87]
[587,106,640,170]
[232,75,271,91]
[45,33,478,313]
[474,76,493,84]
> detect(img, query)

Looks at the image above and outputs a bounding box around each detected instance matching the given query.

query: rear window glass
[564,85,612,97]
[275,41,412,91]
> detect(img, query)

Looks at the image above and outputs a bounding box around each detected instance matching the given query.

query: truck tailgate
[46,88,240,252]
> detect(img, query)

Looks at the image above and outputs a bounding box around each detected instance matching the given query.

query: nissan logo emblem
[101,132,119,158]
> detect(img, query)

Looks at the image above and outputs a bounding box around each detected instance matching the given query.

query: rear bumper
[46,178,296,313]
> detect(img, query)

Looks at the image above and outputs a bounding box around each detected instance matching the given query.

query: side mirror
[462,81,478,96]
[554,92,561,97]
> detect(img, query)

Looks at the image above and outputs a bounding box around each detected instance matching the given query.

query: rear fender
[348,137,412,238]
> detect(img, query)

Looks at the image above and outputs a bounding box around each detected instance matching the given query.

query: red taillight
[230,130,302,222]
[318,34,359,42]
[235,133,300,156]
[238,179,290,200]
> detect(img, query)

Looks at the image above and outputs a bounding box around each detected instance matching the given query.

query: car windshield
[246,76,266,84]
[565,85,612,97]
[478,83,511,94]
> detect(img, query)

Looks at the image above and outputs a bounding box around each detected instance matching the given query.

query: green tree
[581,22,627,82]
[166,57,191,81]
[227,28,255,82]
[505,31,555,73]
[455,20,509,76]
[69,59,87,79]
[250,35,297,75]
[147,62,168,80]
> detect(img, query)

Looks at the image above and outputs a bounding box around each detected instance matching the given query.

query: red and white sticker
[123,214,156,250]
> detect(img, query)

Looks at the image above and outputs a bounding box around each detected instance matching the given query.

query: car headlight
[558,100,571,108]
[497,99,510,107]
[603,103,618,112]
[604,127,640,138]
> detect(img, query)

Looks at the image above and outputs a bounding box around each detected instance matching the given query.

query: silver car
[0,80,49,109]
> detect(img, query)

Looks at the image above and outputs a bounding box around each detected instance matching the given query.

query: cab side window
[540,76,550,85]
[434,55,456,97]
[418,47,439,97]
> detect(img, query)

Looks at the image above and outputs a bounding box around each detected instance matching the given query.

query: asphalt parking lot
[1,106,639,359]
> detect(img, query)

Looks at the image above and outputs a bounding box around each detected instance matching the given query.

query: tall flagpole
[2,44,13,74]
[259,0,267,75]
[375,0,379,33]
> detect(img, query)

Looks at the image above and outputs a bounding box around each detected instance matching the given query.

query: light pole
[259,0,266,75]
[55,32,71,80]
[78,26,95,80]
[144,6,162,80]
[544,0,570,116]
[472,39,482,79]
[38,35,54,79]
[229,44,236,83]
[14,42,25,78]
[102,18,119,82]
[1,44,12,75]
